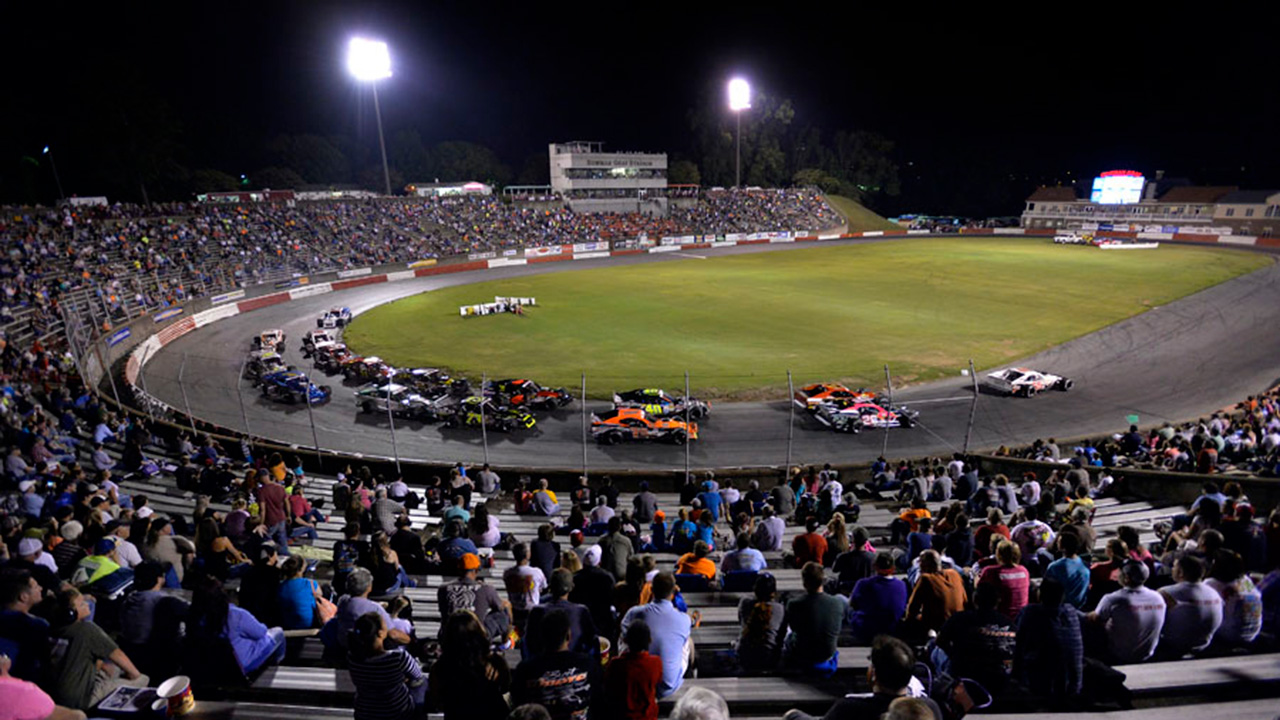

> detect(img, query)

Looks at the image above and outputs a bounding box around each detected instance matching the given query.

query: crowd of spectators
[0,189,839,340]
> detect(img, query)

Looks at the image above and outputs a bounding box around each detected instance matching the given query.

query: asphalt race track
[140,240,1280,471]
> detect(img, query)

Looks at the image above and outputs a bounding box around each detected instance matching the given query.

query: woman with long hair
[736,573,784,672]
[189,576,284,674]
[347,611,427,720]
[825,514,850,564]
[194,517,249,581]
[369,531,414,595]
[141,517,194,583]
[428,610,509,720]
[468,503,501,548]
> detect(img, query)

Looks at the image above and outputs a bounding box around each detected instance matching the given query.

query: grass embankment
[823,194,902,233]
[343,238,1269,400]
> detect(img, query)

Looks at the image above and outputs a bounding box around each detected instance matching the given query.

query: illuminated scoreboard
[1090,170,1145,204]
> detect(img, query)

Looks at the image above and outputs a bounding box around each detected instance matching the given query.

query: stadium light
[727,78,751,188]
[42,145,65,201]
[347,37,393,196]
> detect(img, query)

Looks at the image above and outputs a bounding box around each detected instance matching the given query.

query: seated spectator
[443,496,470,527]
[277,554,324,630]
[117,561,189,678]
[1087,559,1165,663]
[49,588,149,710]
[467,503,501,548]
[831,525,875,594]
[1205,549,1263,649]
[347,611,427,720]
[511,609,601,720]
[532,479,560,516]
[1014,578,1083,699]
[783,563,845,673]
[370,531,414,596]
[902,550,966,642]
[525,569,597,660]
[189,576,284,675]
[389,516,429,575]
[783,635,943,720]
[974,507,1010,560]
[0,569,53,683]
[942,513,974,566]
[438,519,480,574]
[141,518,194,584]
[736,572,785,673]
[330,568,413,651]
[590,496,616,526]
[569,547,617,643]
[978,540,1030,621]
[849,551,909,644]
[194,517,250,581]
[503,542,548,630]
[429,610,511,720]
[0,648,87,720]
[1010,506,1056,575]
[935,582,1016,694]
[905,517,934,565]
[605,619,664,720]
[632,481,659,525]
[722,532,767,574]
[331,523,369,595]
[620,571,691,699]
[1157,555,1223,659]
[671,686,732,720]
[791,516,828,568]
[675,540,718,582]
[437,553,509,644]
[530,523,561,581]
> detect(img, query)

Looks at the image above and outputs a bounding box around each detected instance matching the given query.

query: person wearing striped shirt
[347,611,426,720]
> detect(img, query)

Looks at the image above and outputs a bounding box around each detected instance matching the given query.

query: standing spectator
[524,569,598,660]
[1014,579,1083,699]
[1157,555,1223,658]
[429,610,511,720]
[791,516,828,568]
[256,472,291,555]
[1043,533,1090,609]
[600,517,634,581]
[605,620,664,720]
[619,572,692,699]
[48,588,149,711]
[633,482,659,524]
[530,524,561,581]
[348,611,427,720]
[783,563,846,673]
[978,540,1031,621]
[511,610,601,720]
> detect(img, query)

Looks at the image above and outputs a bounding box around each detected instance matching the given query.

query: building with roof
[1214,190,1280,236]
[549,141,668,215]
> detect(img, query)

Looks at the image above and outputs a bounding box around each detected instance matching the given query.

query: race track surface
[141,240,1280,470]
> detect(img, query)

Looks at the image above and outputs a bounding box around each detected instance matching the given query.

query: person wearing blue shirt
[721,533,767,573]
[670,510,697,554]
[848,552,909,644]
[619,572,692,699]
[1043,533,1090,609]
[697,488,722,522]
[694,514,717,550]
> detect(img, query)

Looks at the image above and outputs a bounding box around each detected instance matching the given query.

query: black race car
[612,388,710,419]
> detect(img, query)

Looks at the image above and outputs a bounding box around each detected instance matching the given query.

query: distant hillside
[824,195,901,233]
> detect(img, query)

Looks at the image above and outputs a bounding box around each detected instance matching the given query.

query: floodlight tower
[727,78,751,189]
[43,146,65,201]
[348,37,394,197]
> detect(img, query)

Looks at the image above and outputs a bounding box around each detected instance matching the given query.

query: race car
[313,343,354,374]
[355,383,440,421]
[441,396,537,432]
[591,407,698,445]
[382,367,452,394]
[251,329,286,352]
[318,307,353,329]
[1053,231,1092,245]
[244,350,288,383]
[792,383,879,412]
[984,367,1074,397]
[342,356,394,384]
[486,378,573,411]
[260,369,331,404]
[612,388,710,419]
[813,399,917,433]
[301,329,337,355]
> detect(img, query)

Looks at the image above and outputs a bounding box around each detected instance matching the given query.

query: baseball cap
[460,553,481,571]
[582,544,602,568]
[17,538,42,556]
[18,480,35,493]
[60,521,84,541]
[95,537,118,555]
[653,510,665,521]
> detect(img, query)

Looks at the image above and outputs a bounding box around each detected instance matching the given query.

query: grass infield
[342,238,1269,400]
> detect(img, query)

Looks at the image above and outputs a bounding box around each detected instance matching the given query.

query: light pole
[348,37,393,197]
[43,146,64,201]
[727,78,751,189]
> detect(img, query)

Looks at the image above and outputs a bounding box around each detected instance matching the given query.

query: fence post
[684,370,691,479]
[480,372,490,466]
[786,370,795,475]
[386,382,401,474]
[305,376,323,467]
[178,353,198,435]
[93,341,122,409]
[963,359,979,454]
[882,364,892,457]
[236,357,251,436]
[581,372,588,482]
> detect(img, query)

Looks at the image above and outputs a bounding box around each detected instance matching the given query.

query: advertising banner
[573,241,610,253]
[337,267,373,279]
[408,259,438,269]
[468,251,497,261]
[524,246,564,258]
[107,328,131,347]
[211,289,245,305]
[153,308,184,323]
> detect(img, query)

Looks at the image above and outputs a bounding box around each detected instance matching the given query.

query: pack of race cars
[242,307,1075,443]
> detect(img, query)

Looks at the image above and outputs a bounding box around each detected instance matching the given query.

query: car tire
[900,415,914,429]
[1024,386,1038,398]
[671,431,686,445]
[316,320,323,328]
[361,402,374,414]
[1059,378,1074,391]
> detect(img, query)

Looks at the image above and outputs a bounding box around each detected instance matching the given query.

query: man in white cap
[15,537,61,593]
[18,480,43,519]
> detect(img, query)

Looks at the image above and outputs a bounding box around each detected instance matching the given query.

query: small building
[1214,190,1280,237]
[405,181,493,198]
[548,141,668,215]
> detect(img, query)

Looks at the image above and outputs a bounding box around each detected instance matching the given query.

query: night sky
[5,1,1276,216]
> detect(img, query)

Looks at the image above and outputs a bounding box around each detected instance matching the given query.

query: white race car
[318,307,353,329]
[985,367,1074,397]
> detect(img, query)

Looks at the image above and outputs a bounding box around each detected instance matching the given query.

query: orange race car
[792,383,879,412]
[591,407,698,445]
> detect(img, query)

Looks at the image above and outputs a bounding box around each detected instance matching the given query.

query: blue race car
[260,369,332,404]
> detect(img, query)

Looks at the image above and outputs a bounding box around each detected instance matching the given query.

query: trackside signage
[337,268,373,279]
[153,308,184,323]
[289,283,333,299]
[211,289,245,304]
[107,328,131,347]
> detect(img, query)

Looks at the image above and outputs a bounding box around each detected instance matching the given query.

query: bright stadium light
[42,145,64,201]
[727,78,751,188]
[347,37,393,196]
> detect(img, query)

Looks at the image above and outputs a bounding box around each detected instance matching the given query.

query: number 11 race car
[984,367,1074,397]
